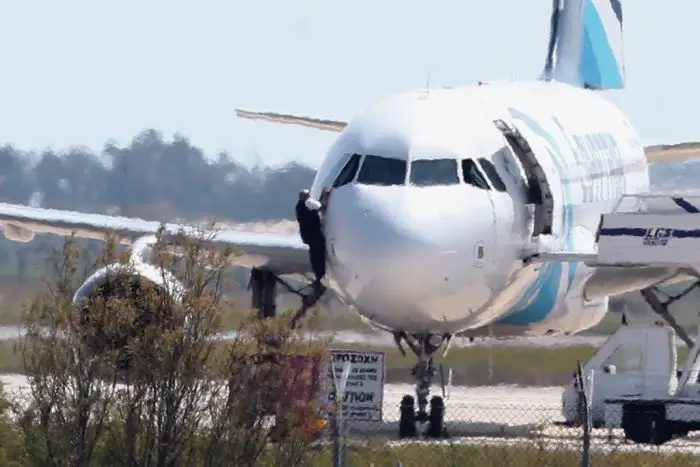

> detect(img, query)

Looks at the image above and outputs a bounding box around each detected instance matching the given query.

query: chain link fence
[315,362,700,467]
[314,402,700,466]
[5,361,700,466]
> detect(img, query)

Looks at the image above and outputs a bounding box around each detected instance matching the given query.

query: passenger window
[332,154,361,188]
[356,155,407,186]
[461,159,491,190]
[602,343,643,374]
[478,158,507,192]
[409,159,459,187]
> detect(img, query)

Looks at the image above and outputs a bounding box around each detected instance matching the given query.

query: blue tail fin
[541,0,625,90]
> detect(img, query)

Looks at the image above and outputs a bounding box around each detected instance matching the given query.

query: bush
[7,227,331,467]
[0,381,24,466]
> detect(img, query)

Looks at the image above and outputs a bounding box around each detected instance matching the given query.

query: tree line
[0,129,315,283]
[0,128,315,222]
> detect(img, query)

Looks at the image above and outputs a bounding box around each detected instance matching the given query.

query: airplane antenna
[425,70,431,93]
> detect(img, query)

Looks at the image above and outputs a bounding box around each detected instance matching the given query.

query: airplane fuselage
[310,80,648,337]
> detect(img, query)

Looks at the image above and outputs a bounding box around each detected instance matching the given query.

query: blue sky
[0,0,697,169]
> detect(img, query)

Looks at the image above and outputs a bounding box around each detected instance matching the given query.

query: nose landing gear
[394,332,451,439]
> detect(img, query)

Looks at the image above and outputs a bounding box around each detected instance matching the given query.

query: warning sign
[326,349,385,421]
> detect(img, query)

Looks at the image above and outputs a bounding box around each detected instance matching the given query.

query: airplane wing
[234,109,346,132]
[234,109,700,163]
[0,203,312,276]
[644,142,700,163]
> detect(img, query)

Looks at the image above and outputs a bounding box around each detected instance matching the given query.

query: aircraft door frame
[474,154,515,272]
[480,183,499,271]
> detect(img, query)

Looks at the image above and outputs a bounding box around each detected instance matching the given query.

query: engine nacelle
[2,223,36,243]
[73,261,185,305]
[73,260,186,371]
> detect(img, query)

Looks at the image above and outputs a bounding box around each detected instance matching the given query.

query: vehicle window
[461,159,491,190]
[478,158,507,192]
[602,343,644,374]
[332,154,362,188]
[409,159,459,187]
[356,155,407,186]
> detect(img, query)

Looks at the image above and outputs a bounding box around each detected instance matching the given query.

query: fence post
[331,360,352,467]
[576,361,591,467]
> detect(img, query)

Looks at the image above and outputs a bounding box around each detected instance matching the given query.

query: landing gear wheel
[393,333,452,439]
[399,395,417,439]
[425,396,447,438]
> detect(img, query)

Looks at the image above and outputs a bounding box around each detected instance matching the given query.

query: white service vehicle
[562,322,700,445]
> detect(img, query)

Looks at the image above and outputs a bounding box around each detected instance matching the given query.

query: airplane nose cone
[330,184,459,268]
[326,184,497,332]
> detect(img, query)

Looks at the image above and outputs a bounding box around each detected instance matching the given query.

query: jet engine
[72,260,186,370]
[73,261,185,305]
[2,223,35,243]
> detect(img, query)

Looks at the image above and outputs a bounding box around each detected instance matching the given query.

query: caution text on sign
[326,349,386,422]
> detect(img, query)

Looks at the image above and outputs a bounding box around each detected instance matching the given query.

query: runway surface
[0,325,633,348]
[0,374,566,434]
[3,373,700,454]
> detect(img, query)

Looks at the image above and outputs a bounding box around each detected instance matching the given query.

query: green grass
[1,275,699,337]
[307,443,700,467]
[331,342,601,386]
[0,338,600,386]
[1,420,695,466]
[0,341,21,374]
[2,285,699,336]
[0,333,690,386]
[0,307,24,327]
[0,336,689,387]
[220,306,372,333]
[0,280,376,332]
[0,302,373,332]
[0,282,34,326]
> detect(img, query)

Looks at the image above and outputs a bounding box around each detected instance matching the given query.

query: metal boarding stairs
[597,193,700,350]
[594,193,700,268]
[528,192,700,268]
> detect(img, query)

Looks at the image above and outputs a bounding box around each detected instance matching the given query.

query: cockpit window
[477,158,507,192]
[461,159,491,190]
[332,153,361,188]
[356,155,407,186]
[409,159,459,187]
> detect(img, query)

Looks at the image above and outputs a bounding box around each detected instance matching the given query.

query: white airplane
[0,0,698,438]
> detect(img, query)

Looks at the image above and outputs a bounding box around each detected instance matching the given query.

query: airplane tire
[399,395,417,438]
[622,408,653,444]
[426,396,445,438]
[651,418,673,446]
[622,405,673,445]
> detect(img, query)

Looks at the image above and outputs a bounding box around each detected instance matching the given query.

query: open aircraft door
[493,119,555,242]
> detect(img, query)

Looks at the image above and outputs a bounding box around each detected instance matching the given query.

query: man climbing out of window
[296,187,332,293]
